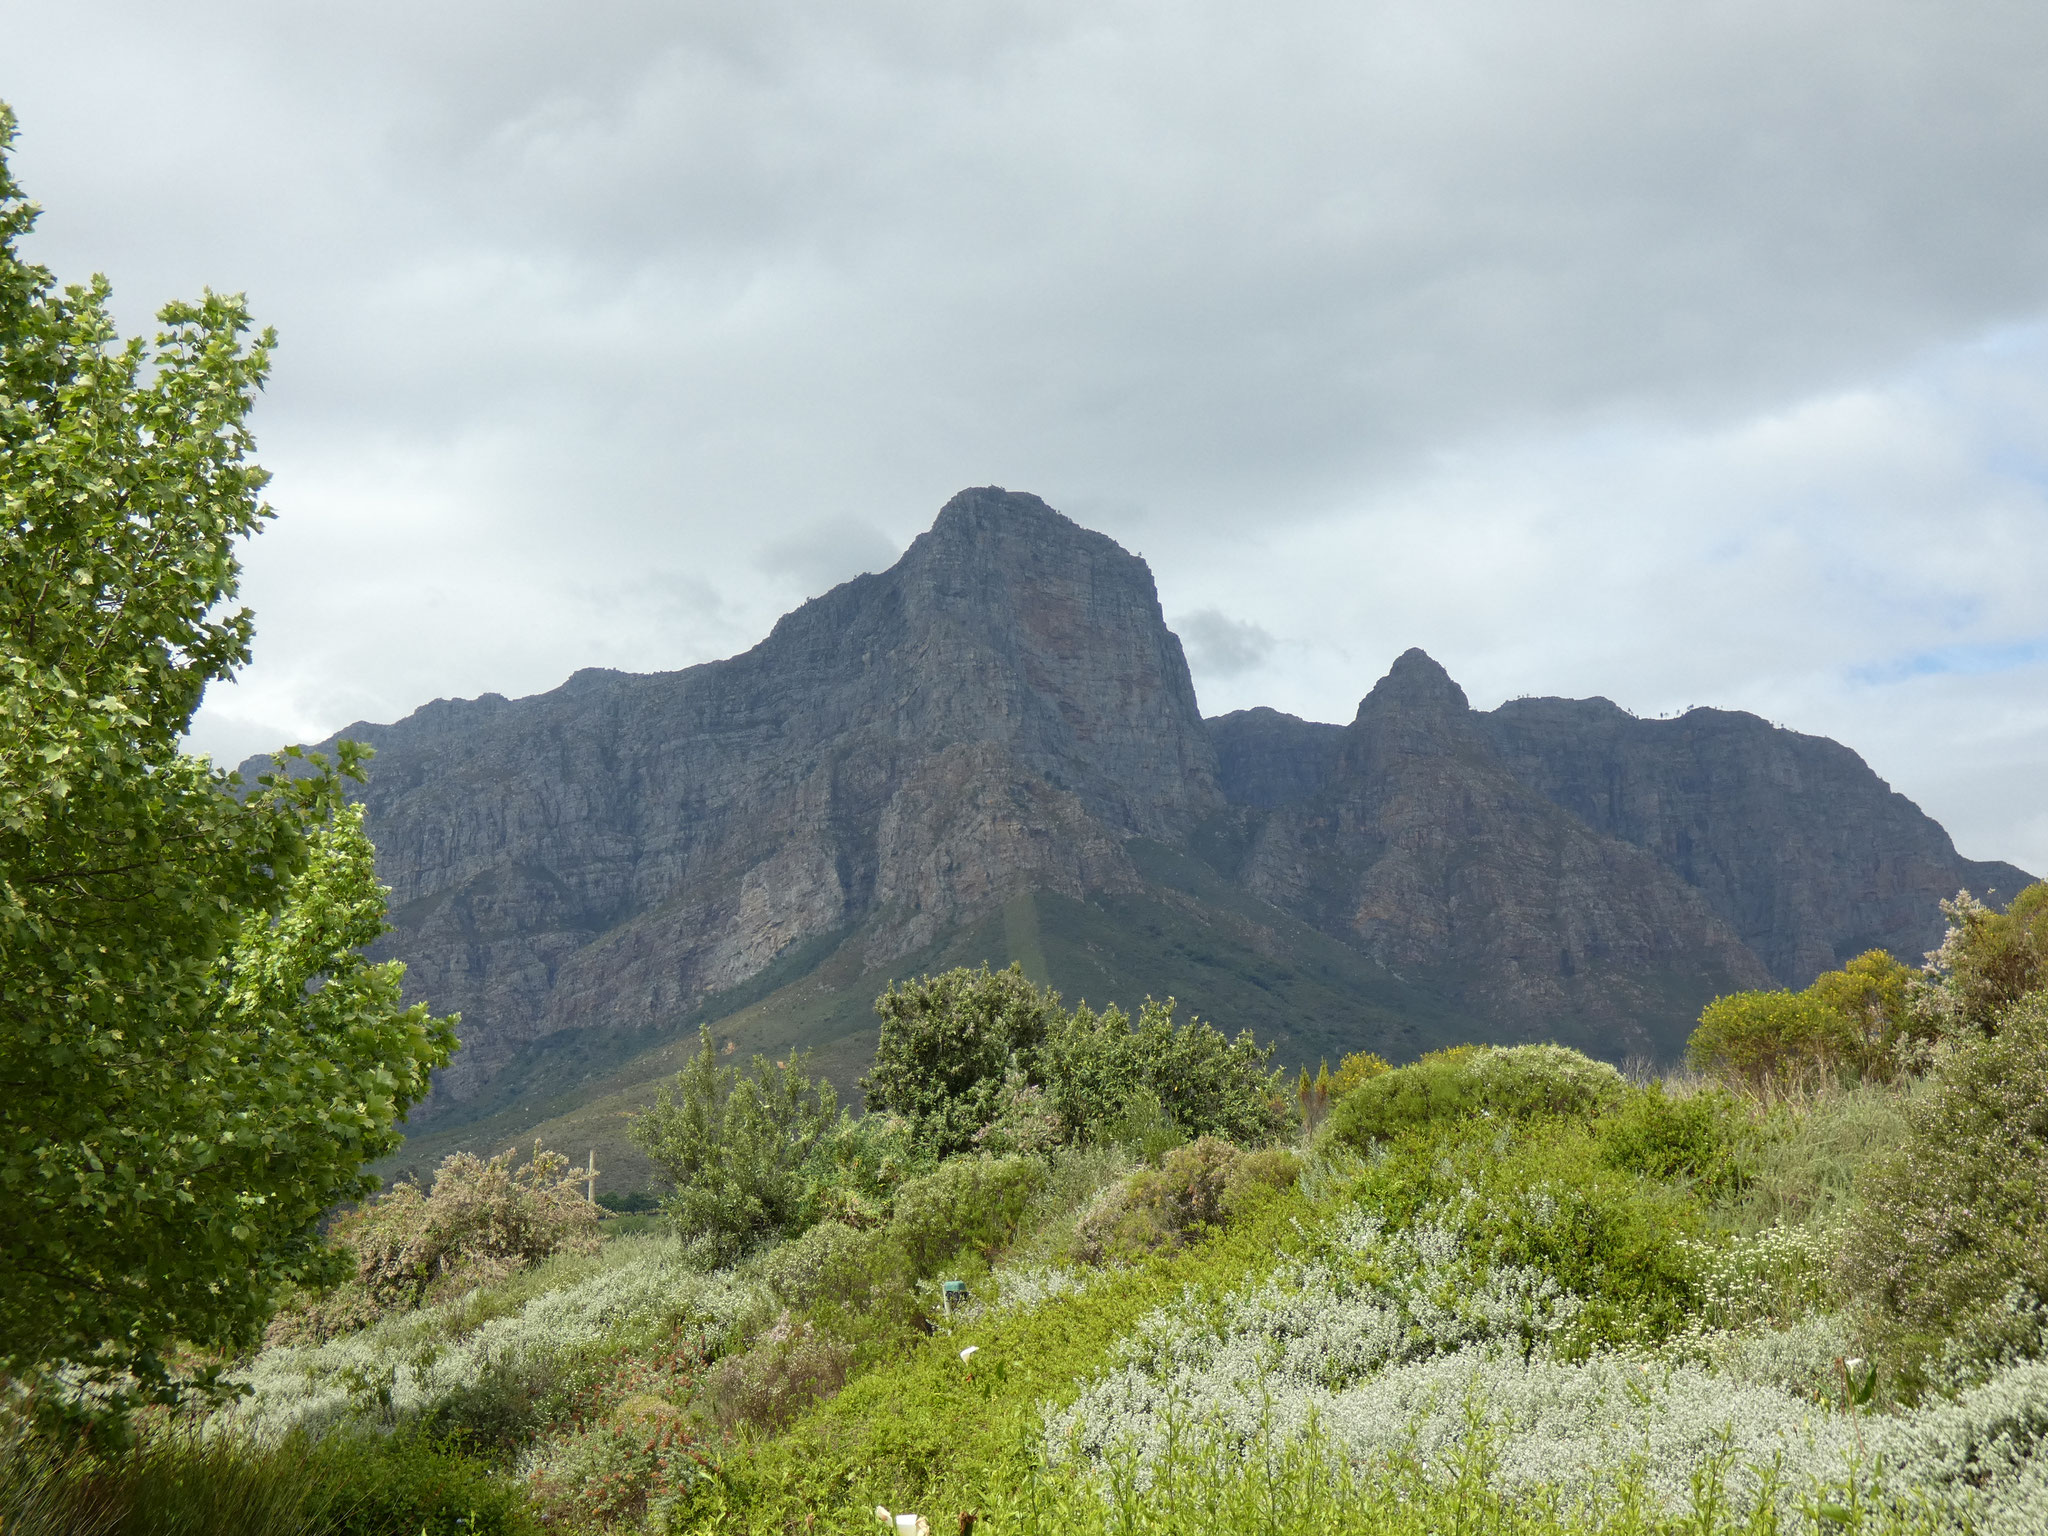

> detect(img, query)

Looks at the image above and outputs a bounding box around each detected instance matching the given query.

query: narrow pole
[587,1149,597,1205]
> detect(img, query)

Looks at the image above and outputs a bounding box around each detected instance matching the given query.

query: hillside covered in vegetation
[9,881,2048,1536]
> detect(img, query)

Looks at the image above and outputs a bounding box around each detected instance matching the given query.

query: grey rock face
[271,488,1219,1114]
[1208,707,1346,809]
[1231,651,1773,1058]
[1477,695,2033,985]
[255,491,2034,1117]
[1209,660,2034,996]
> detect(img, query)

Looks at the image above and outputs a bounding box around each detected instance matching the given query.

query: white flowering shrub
[1045,1207,2048,1536]
[1045,1209,1580,1464]
[217,1233,772,1443]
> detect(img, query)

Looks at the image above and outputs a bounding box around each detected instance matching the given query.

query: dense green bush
[1318,1044,1625,1155]
[887,1154,1049,1276]
[1846,988,2048,1377]
[1425,1123,1703,1349]
[1686,989,1852,1092]
[630,1028,839,1265]
[1593,1082,1756,1200]
[863,966,1290,1158]
[1042,998,1291,1147]
[863,965,1064,1157]
[304,1430,536,1534]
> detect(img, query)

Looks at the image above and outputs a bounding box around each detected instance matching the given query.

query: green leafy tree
[0,103,456,1406]
[1803,948,1918,1073]
[861,964,1060,1157]
[866,966,1289,1156]
[1042,996,1289,1147]
[629,1028,839,1264]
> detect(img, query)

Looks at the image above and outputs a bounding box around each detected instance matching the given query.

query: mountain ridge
[246,488,2034,1141]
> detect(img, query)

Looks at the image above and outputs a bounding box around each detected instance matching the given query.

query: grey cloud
[3,0,2044,869]
[1177,610,1277,681]
[754,518,901,598]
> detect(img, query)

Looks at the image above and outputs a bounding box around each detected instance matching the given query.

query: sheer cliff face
[292,488,1220,1110]
[1229,652,1772,1058]
[1476,697,2033,984]
[267,489,2032,1116]
[1211,663,2033,993]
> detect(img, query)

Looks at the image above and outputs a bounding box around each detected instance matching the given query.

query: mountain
[251,488,2033,1173]
[1214,651,1771,1062]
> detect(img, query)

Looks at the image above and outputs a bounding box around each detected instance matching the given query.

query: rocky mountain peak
[1355,648,1471,721]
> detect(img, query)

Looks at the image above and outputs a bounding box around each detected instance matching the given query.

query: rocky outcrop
[1209,670,2034,995]
[1477,696,2032,985]
[1208,707,1346,809]
[1230,652,1772,1058]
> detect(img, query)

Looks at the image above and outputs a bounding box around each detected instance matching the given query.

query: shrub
[1690,950,1932,1094]
[1074,1137,1242,1262]
[629,1029,838,1267]
[1807,949,1922,1075]
[1318,1044,1625,1154]
[705,1313,854,1434]
[1845,988,2048,1377]
[1686,989,1852,1093]
[1914,883,2048,1040]
[756,1221,876,1311]
[1072,1139,1298,1262]
[1298,1052,1393,1131]
[887,1154,1048,1277]
[1594,1082,1756,1200]
[518,1325,715,1529]
[304,1429,536,1534]
[811,1111,934,1229]
[1041,998,1291,1148]
[863,965,1063,1158]
[269,1144,600,1345]
[220,1235,771,1445]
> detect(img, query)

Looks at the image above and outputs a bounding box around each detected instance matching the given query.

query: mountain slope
[244,488,2034,1148]
[1228,652,1771,1060]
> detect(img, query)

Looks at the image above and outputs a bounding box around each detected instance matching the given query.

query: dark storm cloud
[2,0,2045,867]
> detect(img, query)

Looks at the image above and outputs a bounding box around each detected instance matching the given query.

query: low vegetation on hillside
[5,882,2048,1536]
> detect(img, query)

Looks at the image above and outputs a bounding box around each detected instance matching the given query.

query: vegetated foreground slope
[253,488,2030,1153]
[113,890,2045,1536]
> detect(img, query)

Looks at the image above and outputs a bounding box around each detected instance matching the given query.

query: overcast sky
[5,0,2045,875]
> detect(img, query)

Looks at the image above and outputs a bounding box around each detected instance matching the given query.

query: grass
[0,1421,534,1536]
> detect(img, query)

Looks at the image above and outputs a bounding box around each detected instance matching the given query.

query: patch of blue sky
[1852,636,2048,687]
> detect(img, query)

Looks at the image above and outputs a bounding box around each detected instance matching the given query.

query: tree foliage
[1913,882,2048,1039]
[862,964,1061,1157]
[0,102,455,1400]
[1687,949,1922,1091]
[1688,886,2048,1095]
[1847,987,2048,1375]
[863,964,1289,1158]
[629,1028,839,1265]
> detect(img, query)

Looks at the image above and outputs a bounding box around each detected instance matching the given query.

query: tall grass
[0,1422,319,1536]
[0,1420,536,1536]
